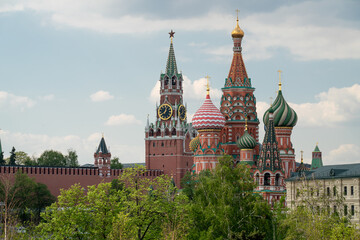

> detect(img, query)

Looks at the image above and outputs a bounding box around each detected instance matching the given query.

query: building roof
[286,163,360,181]
[96,137,109,154]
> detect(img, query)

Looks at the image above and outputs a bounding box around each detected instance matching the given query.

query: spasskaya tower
[145,30,195,187]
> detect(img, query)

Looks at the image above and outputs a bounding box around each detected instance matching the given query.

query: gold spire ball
[231,9,244,38]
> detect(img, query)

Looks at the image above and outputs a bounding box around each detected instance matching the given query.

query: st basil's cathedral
[145,16,299,203]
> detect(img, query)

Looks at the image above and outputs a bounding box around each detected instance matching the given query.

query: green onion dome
[189,136,200,152]
[263,90,297,127]
[237,128,256,149]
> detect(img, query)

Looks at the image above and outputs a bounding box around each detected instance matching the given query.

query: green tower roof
[313,145,321,152]
[165,40,178,77]
[96,136,109,154]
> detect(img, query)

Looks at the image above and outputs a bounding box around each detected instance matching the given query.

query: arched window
[171,128,176,135]
[264,173,271,186]
[172,76,176,85]
[149,129,154,137]
[156,129,161,137]
[255,173,260,185]
[275,174,280,186]
[164,76,169,85]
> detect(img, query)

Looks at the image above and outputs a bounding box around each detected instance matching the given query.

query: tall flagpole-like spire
[301,150,304,164]
[205,75,211,95]
[278,70,282,91]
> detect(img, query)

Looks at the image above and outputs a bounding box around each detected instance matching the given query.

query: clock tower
[145,30,195,187]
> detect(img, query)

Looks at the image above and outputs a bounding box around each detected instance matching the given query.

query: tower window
[264,173,270,186]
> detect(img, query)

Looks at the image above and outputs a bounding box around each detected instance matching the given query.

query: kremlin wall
[0,17,323,204]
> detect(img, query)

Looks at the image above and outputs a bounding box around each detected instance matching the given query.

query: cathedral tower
[220,14,260,161]
[263,71,298,179]
[145,31,195,187]
[192,77,225,174]
[254,107,285,204]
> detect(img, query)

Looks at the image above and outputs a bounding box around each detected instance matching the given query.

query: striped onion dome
[263,90,297,127]
[192,94,225,130]
[189,136,200,152]
[237,129,256,149]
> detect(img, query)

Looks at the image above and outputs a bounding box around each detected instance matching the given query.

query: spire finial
[236,9,240,22]
[102,132,104,138]
[316,142,319,146]
[169,30,175,43]
[245,117,248,131]
[205,75,211,95]
[300,150,304,164]
[278,70,282,91]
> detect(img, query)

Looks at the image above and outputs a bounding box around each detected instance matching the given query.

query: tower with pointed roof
[311,144,323,170]
[254,107,285,204]
[192,77,225,173]
[145,31,195,187]
[263,71,298,178]
[220,13,260,162]
[94,135,111,177]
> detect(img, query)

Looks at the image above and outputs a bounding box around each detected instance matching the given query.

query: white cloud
[90,90,114,102]
[2,1,359,60]
[105,114,141,126]
[325,144,360,165]
[291,84,360,127]
[0,91,36,109]
[39,94,55,101]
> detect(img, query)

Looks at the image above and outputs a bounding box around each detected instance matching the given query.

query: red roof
[192,94,225,130]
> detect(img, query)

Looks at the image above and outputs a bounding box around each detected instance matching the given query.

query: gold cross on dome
[269,97,273,105]
[278,70,282,91]
[300,150,304,163]
[235,9,240,20]
[205,75,211,94]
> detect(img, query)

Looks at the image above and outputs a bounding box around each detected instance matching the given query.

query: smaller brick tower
[263,71,298,179]
[192,77,225,174]
[94,135,111,177]
[254,107,285,204]
[311,144,323,170]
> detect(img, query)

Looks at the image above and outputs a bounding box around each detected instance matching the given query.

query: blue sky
[0,0,359,165]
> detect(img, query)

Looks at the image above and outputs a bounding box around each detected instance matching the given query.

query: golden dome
[231,19,244,38]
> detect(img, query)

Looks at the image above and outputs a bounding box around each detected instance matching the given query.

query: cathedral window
[255,173,259,185]
[275,174,280,186]
[264,173,270,186]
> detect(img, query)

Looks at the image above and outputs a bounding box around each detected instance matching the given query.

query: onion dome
[192,78,225,130]
[231,18,244,38]
[189,136,200,152]
[263,90,297,128]
[237,121,256,149]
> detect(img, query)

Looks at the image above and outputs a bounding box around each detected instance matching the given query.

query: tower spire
[245,117,248,131]
[205,75,210,95]
[165,30,178,76]
[300,150,304,164]
[278,70,282,91]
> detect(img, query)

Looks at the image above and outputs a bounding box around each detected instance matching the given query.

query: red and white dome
[192,94,225,130]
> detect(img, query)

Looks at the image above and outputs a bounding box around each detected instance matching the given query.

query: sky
[0,0,359,165]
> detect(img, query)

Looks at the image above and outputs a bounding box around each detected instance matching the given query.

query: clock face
[158,104,173,120]
[178,105,186,121]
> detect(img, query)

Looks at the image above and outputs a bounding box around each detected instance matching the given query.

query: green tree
[110,156,123,169]
[0,150,5,165]
[37,150,66,167]
[188,155,273,240]
[14,151,32,165]
[0,171,55,239]
[8,147,16,165]
[38,166,190,239]
[65,149,79,167]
